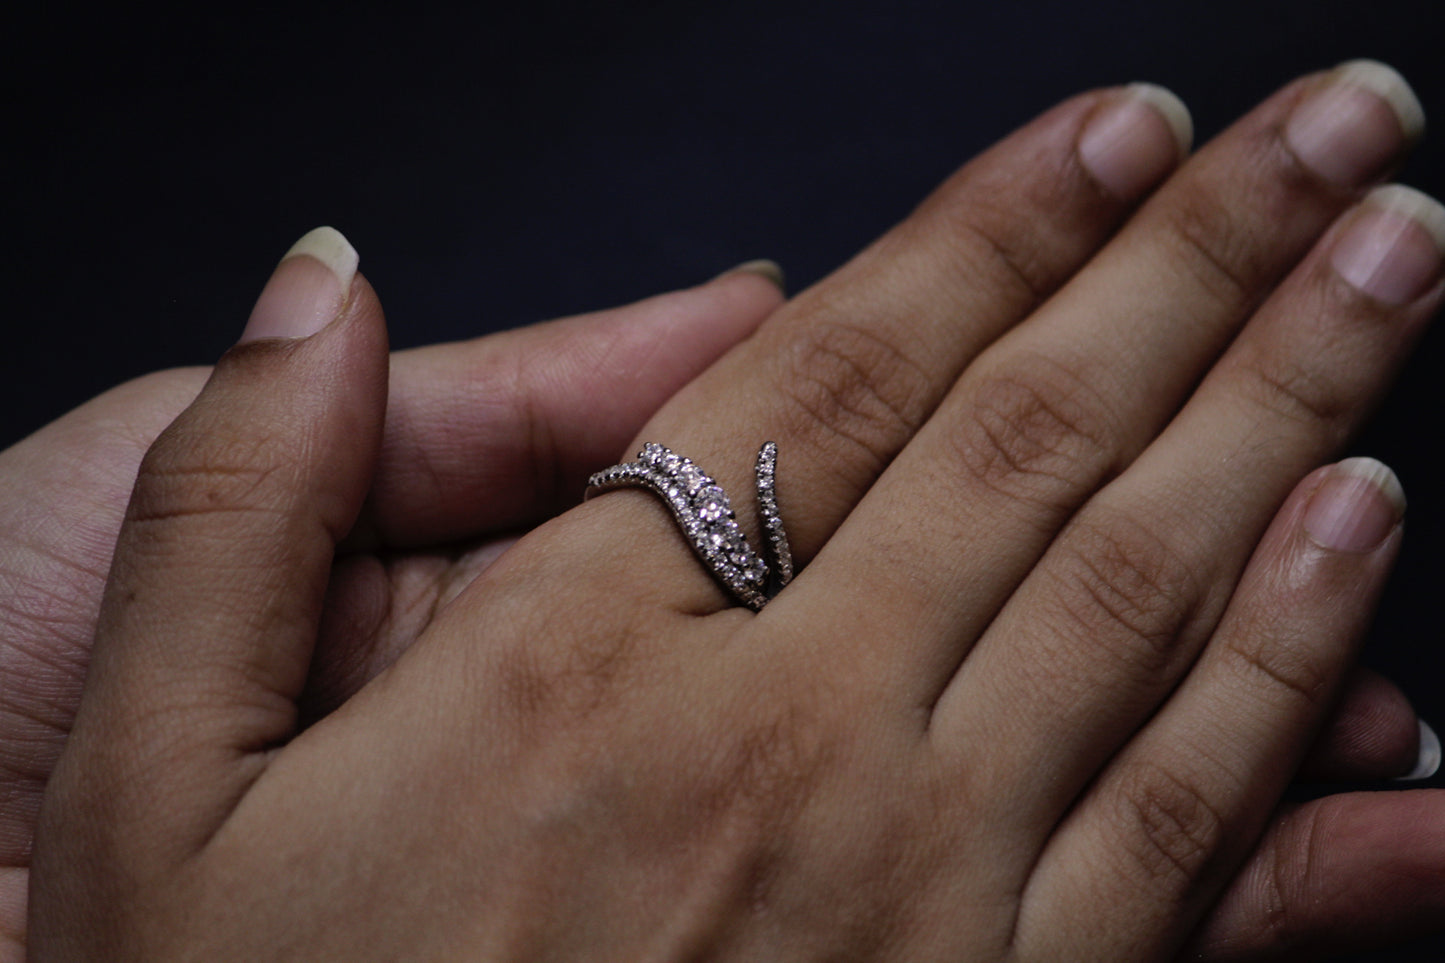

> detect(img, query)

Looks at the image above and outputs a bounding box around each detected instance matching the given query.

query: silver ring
[585,442,794,610]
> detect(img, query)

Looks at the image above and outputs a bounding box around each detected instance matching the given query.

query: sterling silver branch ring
[585,442,794,611]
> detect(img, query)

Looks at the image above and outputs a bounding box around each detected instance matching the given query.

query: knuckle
[919,145,1087,308]
[948,357,1116,512]
[1114,760,1227,890]
[1228,352,1347,431]
[1218,626,1331,710]
[940,211,1053,305]
[774,319,932,473]
[129,425,290,527]
[1046,510,1201,671]
[1259,802,1332,948]
[505,345,565,509]
[1160,189,1261,309]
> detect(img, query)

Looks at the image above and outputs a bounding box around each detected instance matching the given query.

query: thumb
[36,228,388,875]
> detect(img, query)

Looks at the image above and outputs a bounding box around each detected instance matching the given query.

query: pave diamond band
[585,442,794,610]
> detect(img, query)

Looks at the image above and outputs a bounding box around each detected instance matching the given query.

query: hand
[0,239,785,958]
[0,263,1426,963]
[31,63,1445,960]
[0,257,1420,961]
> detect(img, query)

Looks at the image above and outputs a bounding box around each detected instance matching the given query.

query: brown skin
[0,282,1419,963]
[0,270,785,957]
[22,68,1445,959]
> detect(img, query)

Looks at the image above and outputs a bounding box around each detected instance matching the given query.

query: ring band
[585,442,794,610]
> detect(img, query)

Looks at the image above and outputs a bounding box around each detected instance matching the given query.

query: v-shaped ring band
[585,442,794,611]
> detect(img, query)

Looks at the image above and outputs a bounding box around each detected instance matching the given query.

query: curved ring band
[585,442,794,610]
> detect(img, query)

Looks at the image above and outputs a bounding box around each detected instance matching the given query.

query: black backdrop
[5,3,1445,958]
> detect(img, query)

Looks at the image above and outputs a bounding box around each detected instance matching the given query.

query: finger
[794,62,1422,690]
[0,369,209,866]
[1186,791,1445,961]
[1016,459,1405,960]
[0,264,779,867]
[39,228,387,862]
[1298,666,1434,782]
[935,183,1443,822]
[299,535,518,721]
[571,83,1191,614]
[353,261,785,549]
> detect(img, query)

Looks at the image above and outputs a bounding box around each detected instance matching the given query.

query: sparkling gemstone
[680,464,706,492]
[641,443,665,464]
[697,487,727,521]
[662,453,683,472]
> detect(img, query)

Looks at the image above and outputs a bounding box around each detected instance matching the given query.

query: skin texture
[0,268,786,958]
[17,65,1445,960]
[0,276,1423,961]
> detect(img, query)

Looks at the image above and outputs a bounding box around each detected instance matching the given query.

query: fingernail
[240,226,359,343]
[1078,83,1193,200]
[1285,60,1424,188]
[1331,185,1445,305]
[1302,457,1405,553]
[1397,719,1442,781]
[716,259,786,293]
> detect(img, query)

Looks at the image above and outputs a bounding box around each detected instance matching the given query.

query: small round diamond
[680,464,706,493]
[697,487,727,521]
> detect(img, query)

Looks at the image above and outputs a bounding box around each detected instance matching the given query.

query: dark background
[5,2,1444,958]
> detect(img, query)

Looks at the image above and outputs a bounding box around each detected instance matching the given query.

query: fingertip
[1127,83,1194,155]
[1398,719,1442,782]
[241,227,360,344]
[1077,83,1192,200]
[1301,667,1423,781]
[1333,60,1426,144]
[1301,457,1405,554]
[714,258,787,295]
[283,226,359,288]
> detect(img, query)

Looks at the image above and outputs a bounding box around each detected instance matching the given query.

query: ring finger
[564,82,1192,613]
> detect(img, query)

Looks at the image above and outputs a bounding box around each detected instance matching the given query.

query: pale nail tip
[1334,59,1426,141]
[1365,184,1445,255]
[1126,82,1194,153]
[728,259,787,292]
[1334,456,1407,514]
[1399,719,1442,781]
[283,226,359,289]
